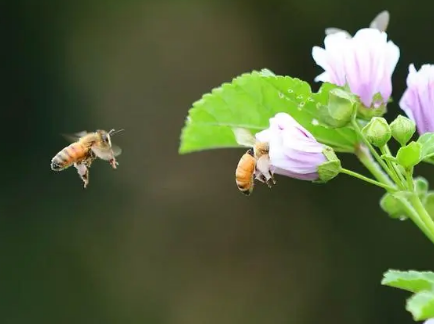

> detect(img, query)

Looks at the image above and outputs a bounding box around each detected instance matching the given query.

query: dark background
[1,1,433,323]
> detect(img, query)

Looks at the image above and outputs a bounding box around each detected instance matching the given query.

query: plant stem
[340,168,397,192]
[410,193,434,229]
[383,145,407,188]
[396,195,434,245]
[355,144,395,189]
[406,168,415,192]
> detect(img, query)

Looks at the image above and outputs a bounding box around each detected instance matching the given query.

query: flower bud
[390,115,416,146]
[415,176,429,195]
[361,117,392,147]
[424,192,434,219]
[380,192,407,220]
[326,88,357,127]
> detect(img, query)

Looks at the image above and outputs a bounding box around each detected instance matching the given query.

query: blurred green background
[2,1,434,323]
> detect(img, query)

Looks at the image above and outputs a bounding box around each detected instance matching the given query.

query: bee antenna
[109,129,125,136]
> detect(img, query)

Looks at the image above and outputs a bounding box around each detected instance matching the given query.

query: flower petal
[312,27,399,108]
[399,63,434,134]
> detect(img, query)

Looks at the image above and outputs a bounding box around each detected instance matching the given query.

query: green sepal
[316,146,341,183]
[357,93,387,120]
[322,88,357,128]
[396,141,422,169]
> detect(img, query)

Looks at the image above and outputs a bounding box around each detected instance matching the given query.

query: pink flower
[255,113,327,181]
[399,64,434,134]
[312,28,400,108]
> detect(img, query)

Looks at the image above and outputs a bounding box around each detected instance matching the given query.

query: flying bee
[325,10,389,38]
[233,128,276,196]
[51,129,123,188]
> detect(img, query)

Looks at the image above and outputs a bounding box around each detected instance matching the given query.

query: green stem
[406,168,415,192]
[340,168,397,192]
[385,144,405,183]
[380,146,406,190]
[410,194,434,226]
[355,144,395,189]
[351,119,401,187]
[397,195,434,245]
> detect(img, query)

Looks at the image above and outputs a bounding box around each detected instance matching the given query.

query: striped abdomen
[235,149,256,196]
[51,142,88,171]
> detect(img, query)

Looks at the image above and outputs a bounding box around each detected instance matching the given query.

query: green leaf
[179,70,358,154]
[382,270,434,293]
[407,290,434,320]
[396,141,422,169]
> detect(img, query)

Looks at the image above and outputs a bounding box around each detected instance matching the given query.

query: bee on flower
[233,112,341,195]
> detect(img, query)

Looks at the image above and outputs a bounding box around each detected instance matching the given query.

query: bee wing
[232,128,256,147]
[111,144,122,157]
[61,131,88,143]
[325,27,352,38]
[91,144,122,160]
[369,10,389,32]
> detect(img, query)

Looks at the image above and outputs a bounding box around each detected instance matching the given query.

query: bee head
[98,129,124,147]
[95,130,112,147]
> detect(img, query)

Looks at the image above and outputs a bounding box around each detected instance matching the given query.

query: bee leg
[255,155,275,188]
[264,176,273,188]
[267,172,276,186]
[255,172,275,188]
[255,173,273,188]
[255,174,267,184]
[74,163,90,188]
[109,157,118,169]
